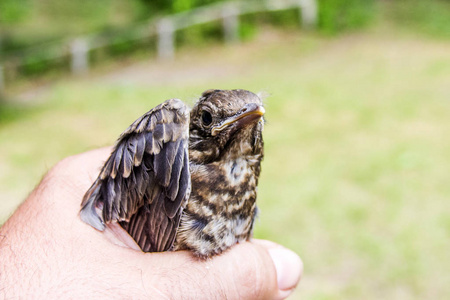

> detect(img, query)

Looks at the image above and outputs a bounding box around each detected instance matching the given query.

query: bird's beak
[211,103,265,136]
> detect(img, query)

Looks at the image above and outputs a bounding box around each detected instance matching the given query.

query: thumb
[136,240,302,300]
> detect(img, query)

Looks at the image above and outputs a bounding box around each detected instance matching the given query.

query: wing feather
[134,136,146,166]
[80,98,190,252]
[166,141,184,200]
[165,150,190,218]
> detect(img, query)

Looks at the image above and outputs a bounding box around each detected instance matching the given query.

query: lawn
[1,28,449,299]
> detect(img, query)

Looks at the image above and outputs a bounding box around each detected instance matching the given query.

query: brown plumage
[80,89,264,257]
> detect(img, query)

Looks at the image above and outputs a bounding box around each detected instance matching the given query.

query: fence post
[70,38,89,74]
[157,18,175,60]
[299,0,318,29]
[222,4,239,44]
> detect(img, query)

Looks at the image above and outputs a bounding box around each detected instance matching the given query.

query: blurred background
[1,0,449,298]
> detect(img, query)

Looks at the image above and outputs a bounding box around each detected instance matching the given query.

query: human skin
[0,148,302,299]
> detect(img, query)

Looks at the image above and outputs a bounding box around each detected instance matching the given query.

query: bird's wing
[80,98,191,252]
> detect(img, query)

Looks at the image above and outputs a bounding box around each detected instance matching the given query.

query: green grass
[1,28,450,299]
[0,0,147,51]
[384,0,450,39]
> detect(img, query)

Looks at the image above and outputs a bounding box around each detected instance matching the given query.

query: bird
[80,89,265,258]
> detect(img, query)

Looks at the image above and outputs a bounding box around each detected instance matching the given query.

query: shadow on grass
[0,96,39,125]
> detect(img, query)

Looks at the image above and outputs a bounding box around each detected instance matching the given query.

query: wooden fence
[0,0,317,93]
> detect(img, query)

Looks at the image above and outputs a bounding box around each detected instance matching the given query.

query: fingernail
[268,247,303,294]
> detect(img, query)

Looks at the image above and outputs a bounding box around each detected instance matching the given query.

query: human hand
[0,148,302,299]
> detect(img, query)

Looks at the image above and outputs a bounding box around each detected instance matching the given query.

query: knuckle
[47,157,72,179]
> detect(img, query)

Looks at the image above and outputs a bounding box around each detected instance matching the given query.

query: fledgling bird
[80,89,265,257]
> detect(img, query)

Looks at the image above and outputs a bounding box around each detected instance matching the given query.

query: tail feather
[80,182,105,231]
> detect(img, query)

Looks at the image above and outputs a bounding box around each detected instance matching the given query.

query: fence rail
[0,0,316,94]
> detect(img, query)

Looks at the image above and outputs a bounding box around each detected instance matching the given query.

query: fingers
[121,239,302,300]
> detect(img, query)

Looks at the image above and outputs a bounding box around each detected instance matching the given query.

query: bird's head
[189,89,265,164]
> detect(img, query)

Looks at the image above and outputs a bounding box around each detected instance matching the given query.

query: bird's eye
[201,110,213,126]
